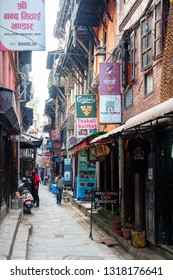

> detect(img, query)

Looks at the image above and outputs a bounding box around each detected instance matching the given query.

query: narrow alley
[11,184,135,260]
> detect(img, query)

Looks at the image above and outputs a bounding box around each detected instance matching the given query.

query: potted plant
[109,208,121,232]
[121,223,133,240]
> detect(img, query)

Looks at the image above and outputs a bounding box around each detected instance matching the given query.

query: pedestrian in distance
[55,173,64,205]
[31,167,40,207]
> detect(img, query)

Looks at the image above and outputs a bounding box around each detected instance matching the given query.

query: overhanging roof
[91,125,125,144]
[124,98,173,130]
[20,133,42,149]
[91,98,173,143]
[0,87,20,135]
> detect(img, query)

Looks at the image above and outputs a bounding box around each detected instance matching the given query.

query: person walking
[31,167,40,207]
[55,173,64,205]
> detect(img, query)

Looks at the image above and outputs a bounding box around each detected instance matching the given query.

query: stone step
[0,209,22,260]
[10,222,33,260]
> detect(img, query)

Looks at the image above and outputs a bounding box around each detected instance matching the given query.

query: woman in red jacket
[31,167,40,207]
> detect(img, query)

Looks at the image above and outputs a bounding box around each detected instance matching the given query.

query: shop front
[70,132,106,201]
[0,87,20,220]
[91,98,173,253]
[123,98,173,248]
[20,133,43,179]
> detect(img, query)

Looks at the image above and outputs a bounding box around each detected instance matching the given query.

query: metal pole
[88,40,92,93]
[89,197,93,240]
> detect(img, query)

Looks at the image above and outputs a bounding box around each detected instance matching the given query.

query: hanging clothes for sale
[127,137,151,173]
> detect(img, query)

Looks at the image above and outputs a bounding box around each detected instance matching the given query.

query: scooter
[18,180,33,214]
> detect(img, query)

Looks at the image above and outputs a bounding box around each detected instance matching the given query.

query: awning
[20,133,42,149]
[124,98,173,130]
[91,99,173,144]
[91,125,125,144]
[0,87,20,135]
[70,131,106,153]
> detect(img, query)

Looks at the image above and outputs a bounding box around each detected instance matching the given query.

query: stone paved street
[15,184,135,260]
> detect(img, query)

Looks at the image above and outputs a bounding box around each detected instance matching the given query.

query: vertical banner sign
[0,0,45,51]
[99,63,121,123]
[76,94,98,138]
[77,150,96,201]
[64,158,72,186]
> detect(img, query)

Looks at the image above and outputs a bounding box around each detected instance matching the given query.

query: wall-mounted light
[95,45,114,57]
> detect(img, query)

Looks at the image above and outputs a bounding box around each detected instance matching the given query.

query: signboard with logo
[41,150,51,156]
[77,150,96,201]
[46,140,61,152]
[93,191,119,206]
[0,0,45,51]
[51,130,61,141]
[76,95,98,138]
[99,63,121,124]
[68,136,77,148]
[64,158,72,186]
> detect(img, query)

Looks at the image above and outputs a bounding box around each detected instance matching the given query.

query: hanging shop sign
[68,136,77,147]
[77,150,96,201]
[76,94,98,138]
[41,150,51,156]
[46,140,61,152]
[91,145,110,157]
[0,0,45,51]
[41,156,50,164]
[64,158,72,186]
[51,129,61,141]
[99,63,121,124]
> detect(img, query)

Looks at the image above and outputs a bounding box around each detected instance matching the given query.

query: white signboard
[0,0,45,51]
[76,118,98,138]
[99,95,121,123]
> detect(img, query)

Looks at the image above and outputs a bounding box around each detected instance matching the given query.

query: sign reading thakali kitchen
[0,0,45,51]
[99,63,121,124]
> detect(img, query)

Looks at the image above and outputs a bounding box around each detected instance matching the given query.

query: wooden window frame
[141,14,153,70]
[153,0,162,59]
[124,86,133,109]
[130,31,135,81]
[144,69,154,97]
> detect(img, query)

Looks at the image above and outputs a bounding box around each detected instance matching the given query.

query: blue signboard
[77,150,96,200]
[64,158,72,186]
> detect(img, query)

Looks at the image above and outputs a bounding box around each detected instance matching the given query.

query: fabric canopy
[124,98,173,130]
[91,98,173,144]
[91,125,124,144]
[20,133,42,149]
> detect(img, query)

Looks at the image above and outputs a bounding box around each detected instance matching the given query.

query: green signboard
[76,95,96,118]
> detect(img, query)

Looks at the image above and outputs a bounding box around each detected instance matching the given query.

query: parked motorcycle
[18,179,33,214]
